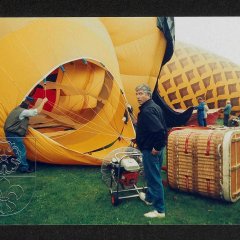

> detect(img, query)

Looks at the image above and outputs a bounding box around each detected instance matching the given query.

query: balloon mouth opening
[26,58,127,153]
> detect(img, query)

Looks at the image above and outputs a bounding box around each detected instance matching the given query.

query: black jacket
[136,99,167,151]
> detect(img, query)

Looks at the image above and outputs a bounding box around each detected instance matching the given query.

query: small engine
[101,147,145,206]
[112,157,140,186]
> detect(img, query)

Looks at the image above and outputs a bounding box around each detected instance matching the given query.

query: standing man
[223,100,232,127]
[203,100,209,127]
[4,96,48,173]
[135,84,167,219]
[195,97,205,127]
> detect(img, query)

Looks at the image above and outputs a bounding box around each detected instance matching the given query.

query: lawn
[1,119,240,224]
[1,161,240,224]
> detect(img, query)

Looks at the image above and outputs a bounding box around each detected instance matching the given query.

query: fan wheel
[111,193,120,206]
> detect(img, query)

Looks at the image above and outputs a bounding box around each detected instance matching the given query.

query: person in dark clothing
[203,100,209,127]
[135,84,167,219]
[223,100,232,126]
[4,96,48,173]
[195,97,205,127]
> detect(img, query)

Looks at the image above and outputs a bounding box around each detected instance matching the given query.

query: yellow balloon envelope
[0,17,168,165]
[101,17,167,115]
[0,18,137,165]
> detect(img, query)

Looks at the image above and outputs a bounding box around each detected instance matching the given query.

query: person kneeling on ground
[4,96,48,173]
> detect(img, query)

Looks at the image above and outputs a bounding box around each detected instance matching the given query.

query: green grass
[1,118,240,224]
[1,162,240,224]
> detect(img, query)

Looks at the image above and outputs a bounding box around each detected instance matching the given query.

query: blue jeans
[198,117,204,126]
[5,132,29,171]
[224,114,229,126]
[203,118,207,127]
[142,149,165,213]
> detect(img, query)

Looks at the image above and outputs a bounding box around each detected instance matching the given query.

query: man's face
[136,90,150,106]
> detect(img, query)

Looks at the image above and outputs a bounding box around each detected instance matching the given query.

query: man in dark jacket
[195,97,205,126]
[223,100,232,126]
[4,96,48,173]
[135,84,167,218]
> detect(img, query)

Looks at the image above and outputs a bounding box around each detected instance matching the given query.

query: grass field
[1,120,240,224]
[1,162,240,225]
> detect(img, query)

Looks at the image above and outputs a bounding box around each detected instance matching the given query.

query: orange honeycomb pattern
[158,41,240,113]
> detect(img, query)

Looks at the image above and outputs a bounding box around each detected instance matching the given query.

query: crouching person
[4,97,48,173]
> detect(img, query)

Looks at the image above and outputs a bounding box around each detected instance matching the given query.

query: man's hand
[151,148,159,155]
[42,97,48,104]
[36,97,48,113]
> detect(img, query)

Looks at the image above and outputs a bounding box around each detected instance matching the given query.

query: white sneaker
[144,210,165,218]
[139,192,152,205]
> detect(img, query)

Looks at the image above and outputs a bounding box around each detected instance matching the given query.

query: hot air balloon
[4,17,226,166]
[0,18,137,165]
[157,41,240,124]
[100,17,193,128]
[1,17,180,165]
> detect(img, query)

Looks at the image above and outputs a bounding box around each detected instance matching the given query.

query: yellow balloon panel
[101,17,167,115]
[101,17,161,47]
[0,18,139,165]
[0,18,36,38]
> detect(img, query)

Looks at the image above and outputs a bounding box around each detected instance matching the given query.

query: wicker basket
[167,126,240,202]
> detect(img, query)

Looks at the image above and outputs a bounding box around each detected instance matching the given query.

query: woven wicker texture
[167,127,240,202]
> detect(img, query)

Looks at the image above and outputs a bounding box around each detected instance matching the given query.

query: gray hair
[135,84,152,98]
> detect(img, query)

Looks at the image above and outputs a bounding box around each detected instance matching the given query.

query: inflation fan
[101,147,147,206]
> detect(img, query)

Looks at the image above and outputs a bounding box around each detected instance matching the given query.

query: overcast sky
[175,17,240,65]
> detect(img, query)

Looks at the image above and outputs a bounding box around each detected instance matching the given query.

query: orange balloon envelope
[0,17,169,165]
